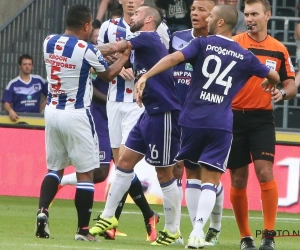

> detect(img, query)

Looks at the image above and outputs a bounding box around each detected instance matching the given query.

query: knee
[230,169,248,188]
[93,165,110,183]
[256,167,274,183]
[156,167,174,184]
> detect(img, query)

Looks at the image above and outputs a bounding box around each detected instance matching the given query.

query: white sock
[190,183,217,239]
[161,179,179,234]
[102,168,134,218]
[185,179,201,226]
[60,172,77,186]
[209,182,224,231]
[176,179,183,233]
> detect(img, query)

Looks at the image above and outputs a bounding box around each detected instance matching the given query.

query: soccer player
[94,0,170,241]
[135,4,280,249]
[1,54,48,121]
[228,1,297,249]
[56,19,112,194]
[169,0,223,246]
[35,4,130,241]
[89,6,182,245]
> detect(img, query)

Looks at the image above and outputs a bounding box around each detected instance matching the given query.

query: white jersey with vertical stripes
[98,17,170,103]
[43,34,108,110]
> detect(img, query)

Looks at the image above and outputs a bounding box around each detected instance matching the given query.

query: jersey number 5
[50,66,62,90]
[202,55,237,95]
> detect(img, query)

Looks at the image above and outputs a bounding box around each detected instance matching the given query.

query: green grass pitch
[0,196,299,249]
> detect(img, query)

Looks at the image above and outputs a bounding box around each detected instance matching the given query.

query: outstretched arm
[261,69,280,93]
[135,51,185,106]
[97,40,131,56]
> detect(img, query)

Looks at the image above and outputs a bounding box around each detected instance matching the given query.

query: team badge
[99,151,105,161]
[185,63,193,71]
[34,84,40,91]
[266,60,276,71]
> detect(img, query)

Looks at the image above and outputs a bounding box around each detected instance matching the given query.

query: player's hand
[271,88,284,103]
[173,161,184,179]
[261,78,277,92]
[8,109,19,122]
[119,67,134,81]
[105,54,119,64]
[135,75,147,107]
[120,45,131,58]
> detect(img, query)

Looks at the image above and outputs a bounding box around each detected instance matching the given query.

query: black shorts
[227,110,275,169]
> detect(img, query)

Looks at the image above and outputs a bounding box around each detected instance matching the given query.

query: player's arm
[97,40,130,56]
[96,47,131,82]
[135,51,185,106]
[3,102,18,121]
[39,97,47,112]
[261,69,280,92]
[271,45,297,102]
[92,86,107,104]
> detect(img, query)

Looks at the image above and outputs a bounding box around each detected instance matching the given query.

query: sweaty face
[244,2,270,34]
[206,7,218,35]
[119,0,144,16]
[190,0,216,31]
[130,7,146,32]
[19,59,33,75]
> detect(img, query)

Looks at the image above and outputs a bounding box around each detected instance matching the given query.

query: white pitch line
[0,242,136,250]
[96,210,300,222]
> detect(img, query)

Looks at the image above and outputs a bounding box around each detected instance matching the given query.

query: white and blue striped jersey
[98,18,170,103]
[43,34,108,110]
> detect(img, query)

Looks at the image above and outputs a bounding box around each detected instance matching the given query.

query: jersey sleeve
[279,45,295,81]
[126,32,149,50]
[41,78,48,96]
[180,37,202,61]
[247,51,271,78]
[1,81,14,103]
[85,44,109,73]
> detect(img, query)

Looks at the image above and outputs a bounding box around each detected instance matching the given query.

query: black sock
[115,191,128,220]
[128,177,154,223]
[75,182,94,236]
[38,171,60,215]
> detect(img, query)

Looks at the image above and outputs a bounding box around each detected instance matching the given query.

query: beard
[208,24,216,35]
[130,20,144,33]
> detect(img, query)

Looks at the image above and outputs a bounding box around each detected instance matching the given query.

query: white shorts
[107,100,144,148]
[45,107,99,173]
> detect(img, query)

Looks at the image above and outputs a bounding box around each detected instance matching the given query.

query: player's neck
[217,30,232,40]
[123,13,131,25]
[20,73,31,83]
[193,28,208,38]
[247,30,268,42]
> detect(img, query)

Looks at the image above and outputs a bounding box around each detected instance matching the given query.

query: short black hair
[18,54,33,65]
[92,19,102,29]
[66,4,92,30]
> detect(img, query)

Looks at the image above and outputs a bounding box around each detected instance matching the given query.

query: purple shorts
[175,127,232,172]
[125,110,180,167]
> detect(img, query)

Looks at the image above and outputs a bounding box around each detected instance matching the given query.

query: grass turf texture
[0,196,299,249]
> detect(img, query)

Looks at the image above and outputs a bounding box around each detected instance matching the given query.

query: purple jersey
[169,29,194,106]
[2,74,48,113]
[126,31,181,114]
[90,77,108,136]
[179,35,270,132]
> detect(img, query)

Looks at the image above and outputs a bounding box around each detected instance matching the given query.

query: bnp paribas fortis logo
[185,63,193,71]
